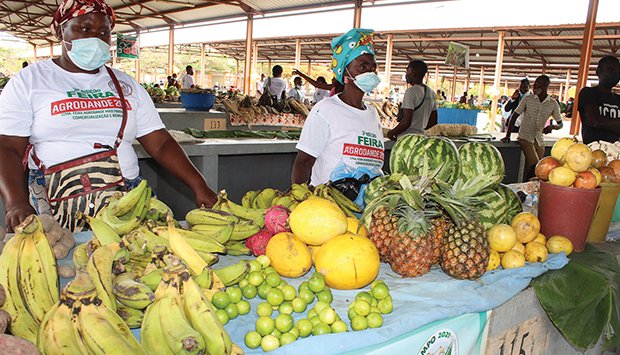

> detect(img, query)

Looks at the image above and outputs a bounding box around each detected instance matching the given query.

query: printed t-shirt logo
[342,131,384,161]
[51,89,132,119]
[108,80,133,96]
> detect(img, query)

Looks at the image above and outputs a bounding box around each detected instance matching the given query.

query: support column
[434,65,439,91]
[353,0,362,28]
[200,44,206,87]
[384,34,394,94]
[243,14,254,95]
[450,66,457,101]
[235,60,240,88]
[167,25,175,76]
[465,69,471,93]
[478,66,485,104]
[33,45,37,62]
[490,31,506,132]
[571,0,599,134]
[563,69,571,102]
[294,38,301,69]
[134,30,141,82]
[49,41,54,58]
[252,42,258,94]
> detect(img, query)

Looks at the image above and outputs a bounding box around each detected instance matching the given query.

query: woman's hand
[5,202,35,232]
[386,129,397,141]
[195,187,218,208]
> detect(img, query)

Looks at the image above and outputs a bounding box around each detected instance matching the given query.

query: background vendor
[0,0,216,231]
[292,28,385,186]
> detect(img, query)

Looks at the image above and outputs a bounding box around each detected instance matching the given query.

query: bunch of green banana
[97,180,152,236]
[144,197,174,224]
[212,260,251,287]
[313,184,362,217]
[37,272,145,354]
[141,259,233,355]
[0,215,59,343]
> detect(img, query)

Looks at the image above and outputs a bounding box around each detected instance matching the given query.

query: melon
[406,136,461,183]
[265,232,312,278]
[475,189,508,230]
[314,233,380,289]
[496,184,523,223]
[289,197,348,245]
[389,134,426,174]
[459,142,505,188]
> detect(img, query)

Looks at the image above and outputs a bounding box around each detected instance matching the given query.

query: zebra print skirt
[32,150,126,232]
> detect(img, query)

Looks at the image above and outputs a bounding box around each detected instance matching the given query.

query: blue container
[437,107,479,126]
[180,92,216,111]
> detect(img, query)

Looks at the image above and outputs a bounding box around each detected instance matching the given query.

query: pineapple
[369,206,398,262]
[388,206,435,277]
[440,219,489,279]
[429,216,449,265]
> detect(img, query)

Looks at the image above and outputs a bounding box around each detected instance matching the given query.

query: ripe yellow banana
[86,243,120,311]
[78,212,121,245]
[154,227,227,254]
[213,261,251,286]
[112,272,155,310]
[108,179,148,216]
[17,235,56,323]
[38,301,89,355]
[185,208,240,226]
[166,223,208,276]
[329,186,363,213]
[140,300,175,355]
[190,223,234,244]
[159,291,206,354]
[32,228,60,297]
[183,277,232,355]
[72,242,90,272]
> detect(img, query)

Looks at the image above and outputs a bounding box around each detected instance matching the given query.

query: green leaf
[532,244,620,350]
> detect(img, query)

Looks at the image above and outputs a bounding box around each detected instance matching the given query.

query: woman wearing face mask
[0,0,217,231]
[292,28,385,186]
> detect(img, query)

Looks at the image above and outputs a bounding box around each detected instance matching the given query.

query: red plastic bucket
[538,181,601,252]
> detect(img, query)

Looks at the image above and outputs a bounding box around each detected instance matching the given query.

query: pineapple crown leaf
[394,204,436,236]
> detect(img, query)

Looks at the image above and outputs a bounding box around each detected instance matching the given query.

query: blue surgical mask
[347,68,381,93]
[64,37,111,71]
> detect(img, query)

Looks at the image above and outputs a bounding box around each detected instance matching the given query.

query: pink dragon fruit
[245,229,273,256]
[264,205,291,235]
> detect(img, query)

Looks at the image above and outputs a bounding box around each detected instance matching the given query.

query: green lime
[308,274,325,293]
[371,279,386,288]
[355,291,373,305]
[278,302,294,315]
[350,315,368,331]
[312,322,332,336]
[291,297,307,313]
[371,297,378,307]
[260,334,280,352]
[288,326,300,339]
[211,291,231,310]
[257,283,272,300]
[371,283,390,300]
[263,266,277,275]
[280,332,296,346]
[377,298,393,314]
[225,303,239,319]
[354,299,371,316]
[367,312,383,328]
[296,319,313,338]
[226,286,243,304]
[298,281,310,293]
[275,313,294,333]
[267,288,285,306]
[313,300,330,313]
[238,279,249,289]
[255,316,275,336]
[317,288,333,304]
[298,289,315,305]
[237,300,251,315]
[256,255,271,268]
[370,306,380,314]
[248,260,262,273]
[270,329,282,338]
[241,285,257,299]
[247,271,264,287]
[265,272,282,287]
[244,331,262,349]
[281,285,297,301]
[309,316,321,327]
[348,308,358,320]
[215,309,229,325]
[331,320,348,333]
[307,309,318,319]
[257,302,273,317]
[318,307,337,325]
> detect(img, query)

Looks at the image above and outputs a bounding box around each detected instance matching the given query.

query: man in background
[503,78,531,132]
[256,73,266,96]
[181,65,194,89]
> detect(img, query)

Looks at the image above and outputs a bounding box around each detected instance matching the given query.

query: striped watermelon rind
[475,189,508,230]
[458,142,505,188]
[396,136,461,183]
[364,175,392,205]
[389,134,426,174]
[496,184,523,224]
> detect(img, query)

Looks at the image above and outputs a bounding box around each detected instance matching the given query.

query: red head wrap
[51,0,116,39]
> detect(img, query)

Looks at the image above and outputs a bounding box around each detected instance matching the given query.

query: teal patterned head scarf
[331,28,376,84]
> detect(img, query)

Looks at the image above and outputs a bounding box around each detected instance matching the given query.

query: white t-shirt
[401,84,437,135]
[181,74,194,89]
[296,95,385,186]
[256,79,265,94]
[313,89,330,103]
[0,59,165,179]
[264,77,287,97]
[287,87,305,101]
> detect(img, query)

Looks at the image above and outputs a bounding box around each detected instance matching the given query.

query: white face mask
[346,68,381,93]
[64,37,111,71]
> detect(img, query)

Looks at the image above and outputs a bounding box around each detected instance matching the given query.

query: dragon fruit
[245,229,273,256]
[264,205,291,235]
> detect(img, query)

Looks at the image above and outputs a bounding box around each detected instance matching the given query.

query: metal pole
[168,25,175,76]
[33,45,37,62]
[252,42,258,95]
[294,38,301,70]
[200,44,206,87]
[571,0,599,134]
[134,29,141,82]
[353,0,362,28]
[434,65,439,92]
[465,69,470,94]
[478,66,485,104]
[49,42,53,58]
[490,31,506,132]
[243,14,254,95]
[450,66,457,101]
[235,59,240,88]
[564,69,571,102]
[384,34,394,96]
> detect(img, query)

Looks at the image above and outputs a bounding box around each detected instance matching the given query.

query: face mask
[64,37,111,71]
[347,68,381,93]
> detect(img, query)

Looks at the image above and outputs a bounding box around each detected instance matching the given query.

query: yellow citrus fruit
[487,224,517,252]
[265,232,312,278]
[524,241,548,263]
[532,233,546,245]
[511,241,525,255]
[551,137,577,162]
[546,235,574,256]
[347,217,368,237]
[289,197,348,245]
[501,250,526,269]
[565,143,593,173]
[589,168,602,186]
[307,244,321,265]
[487,250,500,271]
[511,212,540,244]
[548,166,577,187]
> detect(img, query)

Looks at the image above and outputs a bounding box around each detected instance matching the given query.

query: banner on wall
[116,33,140,59]
[445,42,469,69]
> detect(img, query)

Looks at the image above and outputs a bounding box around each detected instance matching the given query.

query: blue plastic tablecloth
[64,233,569,354]
[437,107,479,126]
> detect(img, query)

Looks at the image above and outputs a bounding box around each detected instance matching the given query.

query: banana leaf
[532,244,620,350]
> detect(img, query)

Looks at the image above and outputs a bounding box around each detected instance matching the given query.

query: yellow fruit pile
[486,212,573,271]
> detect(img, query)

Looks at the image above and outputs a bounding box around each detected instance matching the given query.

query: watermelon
[364,175,393,205]
[496,184,523,223]
[458,142,505,188]
[389,134,426,174]
[476,189,508,230]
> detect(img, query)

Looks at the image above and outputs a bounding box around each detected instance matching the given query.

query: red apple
[574,171,598,189]
[535,156,562,181]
